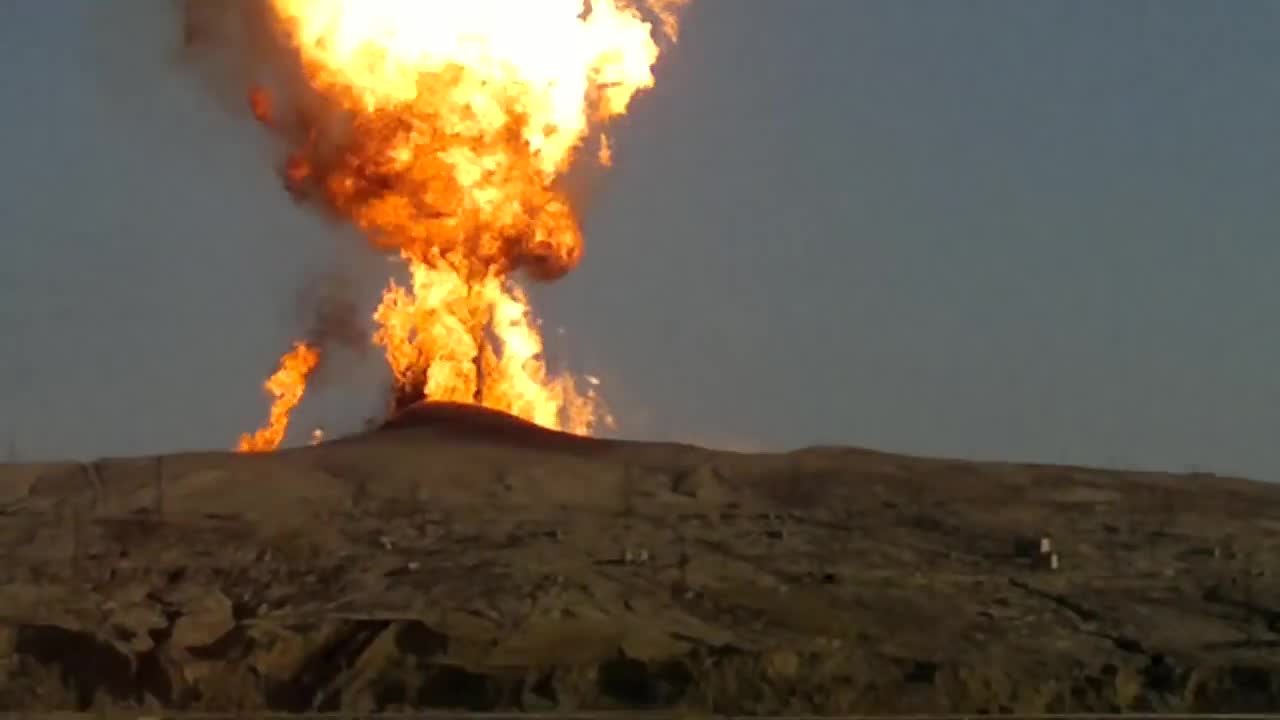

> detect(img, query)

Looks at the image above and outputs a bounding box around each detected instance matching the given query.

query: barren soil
[2,403,1279,713]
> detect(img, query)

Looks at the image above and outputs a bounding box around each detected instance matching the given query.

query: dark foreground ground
[1,403,1279,713]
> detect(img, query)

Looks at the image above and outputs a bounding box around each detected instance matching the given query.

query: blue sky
[1,1,1278,478]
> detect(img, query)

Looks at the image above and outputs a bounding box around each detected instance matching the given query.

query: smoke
[181,3,364,324]
[296,267,369,372]
[178,1,339,199]
[178,2,288,118]
[627,0,692,43]
[297,271,367,354]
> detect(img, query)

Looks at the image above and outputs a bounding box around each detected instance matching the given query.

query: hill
[1,403,1278,713]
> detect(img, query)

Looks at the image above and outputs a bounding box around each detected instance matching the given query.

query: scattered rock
[671,464,725,501]
[169,592,234,651]
[766,650,800,679]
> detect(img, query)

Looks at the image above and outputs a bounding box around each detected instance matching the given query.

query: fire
[230,0,685,449]
[237,342,321,452]
[598,134,614,168]
[248,86,273,125]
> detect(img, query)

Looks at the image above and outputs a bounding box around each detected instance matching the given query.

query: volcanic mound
[375,400,618,456]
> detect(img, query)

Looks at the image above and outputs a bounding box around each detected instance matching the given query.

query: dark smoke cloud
[180,0,397,243]
[178,2,281,117]
[294,267,376,394]
[178,1,336,170]
[297,270,368,352]
[179,1,375,394]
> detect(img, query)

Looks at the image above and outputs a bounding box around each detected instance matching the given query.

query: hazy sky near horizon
[1,1,1278,478]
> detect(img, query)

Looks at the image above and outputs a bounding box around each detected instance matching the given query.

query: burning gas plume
[203,0,690,450]
[236,341,320,452]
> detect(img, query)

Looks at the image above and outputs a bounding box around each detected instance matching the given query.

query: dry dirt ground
[1,403,1279,714]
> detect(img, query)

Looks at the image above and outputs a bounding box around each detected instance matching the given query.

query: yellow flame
[269,0,662,173]
[237,342,320,452]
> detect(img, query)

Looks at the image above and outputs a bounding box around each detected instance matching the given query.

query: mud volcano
[376,400,619,456]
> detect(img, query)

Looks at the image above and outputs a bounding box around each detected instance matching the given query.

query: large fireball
[228,0,688,449]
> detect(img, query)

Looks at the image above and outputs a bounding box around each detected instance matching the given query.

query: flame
[237,342,321,452]
[248,86,273,125]
[598,133,614,168]
[233,0,682,449]
[644,0,692,43]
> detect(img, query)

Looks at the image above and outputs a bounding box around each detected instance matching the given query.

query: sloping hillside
[1,403,1278,713]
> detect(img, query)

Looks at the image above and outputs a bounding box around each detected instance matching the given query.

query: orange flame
[234,0,683,449]
[248,86,273,125]
[598,133,614,168]
[237,342,321,452]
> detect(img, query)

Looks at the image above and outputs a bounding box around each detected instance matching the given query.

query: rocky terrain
[1,402,1279,714]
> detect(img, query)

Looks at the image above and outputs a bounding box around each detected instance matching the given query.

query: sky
[0,1,1277,479]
